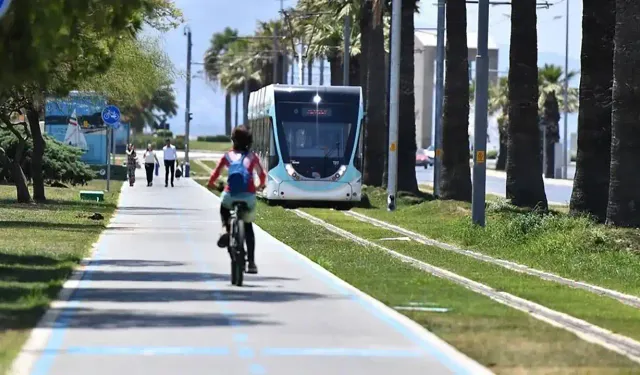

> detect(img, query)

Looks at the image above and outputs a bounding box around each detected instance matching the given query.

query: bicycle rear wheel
[233,219,245,286]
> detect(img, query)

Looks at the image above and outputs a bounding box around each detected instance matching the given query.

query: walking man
[163,138,177,187]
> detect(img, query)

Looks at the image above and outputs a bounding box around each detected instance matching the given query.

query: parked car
[425,145,435,165]
[416,148,431,169]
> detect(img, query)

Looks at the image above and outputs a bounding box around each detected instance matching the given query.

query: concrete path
[11,169,491,375]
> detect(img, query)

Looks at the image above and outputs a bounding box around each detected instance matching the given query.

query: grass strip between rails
[197,181,639,374]
[305,207,640,342]
[189,141,231,152]
[0,180,123,374]
[356,187,640,297]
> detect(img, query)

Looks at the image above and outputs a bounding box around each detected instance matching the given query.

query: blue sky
[157,0,582,144]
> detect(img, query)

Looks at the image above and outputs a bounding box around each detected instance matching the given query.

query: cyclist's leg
[217,192,233,248]
[244,222,257,273]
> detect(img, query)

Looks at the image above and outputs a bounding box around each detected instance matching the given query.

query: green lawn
[356,186,640,297]
[305,207,640,342]
[0,181,122,374]
[198,181,639,374]
[188,160,212,179]
[189,141,230,152]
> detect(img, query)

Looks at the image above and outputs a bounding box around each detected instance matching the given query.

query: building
[414,30,500,149]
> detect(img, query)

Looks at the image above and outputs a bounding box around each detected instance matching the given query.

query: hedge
[196,135,231,143]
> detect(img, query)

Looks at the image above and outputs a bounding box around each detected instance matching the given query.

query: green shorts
[220,191,257,222]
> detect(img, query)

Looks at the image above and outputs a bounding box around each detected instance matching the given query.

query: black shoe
[171,182,174,187]
[247,262,258,274]
[165,183,168,187]
[217,233,230,248]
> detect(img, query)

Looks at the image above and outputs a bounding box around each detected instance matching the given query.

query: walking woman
[143,144,160,186]
[126,144,138,187]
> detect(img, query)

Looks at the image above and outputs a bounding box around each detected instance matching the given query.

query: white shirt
[144,150,156,163]
[163,145,177,161]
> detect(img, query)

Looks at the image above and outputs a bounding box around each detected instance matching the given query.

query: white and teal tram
[247,85,364,204]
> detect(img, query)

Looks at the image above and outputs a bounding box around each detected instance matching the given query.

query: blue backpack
[226,152,251,195]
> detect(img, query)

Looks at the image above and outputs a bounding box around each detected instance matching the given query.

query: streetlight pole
[387,0,401,211]
[184,25,192,177]
[562,0,570,179]
[433,1,446,197]
[471,0,490,226]
[343,15,351,86]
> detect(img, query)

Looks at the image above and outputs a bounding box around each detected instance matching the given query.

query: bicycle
[228,201,249,286]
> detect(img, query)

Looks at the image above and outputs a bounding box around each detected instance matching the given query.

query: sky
[155,0,583,147]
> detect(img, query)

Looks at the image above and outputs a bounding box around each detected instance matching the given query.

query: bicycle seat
[232,201,249,210]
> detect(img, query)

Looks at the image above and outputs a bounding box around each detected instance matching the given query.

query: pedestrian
[126,144,138,187]
[162,138,178,187]
[143,143,160,187]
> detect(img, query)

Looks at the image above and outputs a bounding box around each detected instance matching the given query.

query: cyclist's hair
[231,125,252,152]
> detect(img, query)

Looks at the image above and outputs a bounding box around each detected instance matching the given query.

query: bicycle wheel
[233,219,246,286]
[229,217,239,285]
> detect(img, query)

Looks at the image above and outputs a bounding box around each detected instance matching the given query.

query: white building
[414,30,500,149]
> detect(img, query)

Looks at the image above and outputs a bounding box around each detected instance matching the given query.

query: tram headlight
[331,165,347,181]
[285,163,301,181]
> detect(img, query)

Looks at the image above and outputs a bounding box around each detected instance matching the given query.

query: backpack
[226,152,251,195]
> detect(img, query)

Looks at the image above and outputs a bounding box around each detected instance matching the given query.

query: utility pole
[433,1,446,198]
[471,0,490,226]
[280,0,287,84]
[387,0,401,211]
[184,26,192,177]
[343,15,351,86]
[562,0,570,179]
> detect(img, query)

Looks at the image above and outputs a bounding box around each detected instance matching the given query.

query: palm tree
[506,0,548,209]
[218,40,262,127]
[204,27,239,135]
[396,0,419,193]
[606,0,640,227]
[488,77,509,171]
[251,20,287,87]
[360,0,387,187]
[125,83,178,133]
[569,0,615,223]
[440,0,472,201]
[538,64,578,178]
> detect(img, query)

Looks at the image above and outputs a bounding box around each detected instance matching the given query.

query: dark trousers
[220,205,256,264]
[144,163,154,183]
[164,160,175,185]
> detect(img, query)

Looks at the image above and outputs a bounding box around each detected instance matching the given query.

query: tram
[247,84,364,204]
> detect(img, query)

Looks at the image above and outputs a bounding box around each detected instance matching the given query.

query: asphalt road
[417,162,576,205]
[12,170,490,375]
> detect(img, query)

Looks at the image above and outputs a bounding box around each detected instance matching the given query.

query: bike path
[11,169,491,375]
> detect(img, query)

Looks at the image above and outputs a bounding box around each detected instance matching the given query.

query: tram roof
[270,85,361,96]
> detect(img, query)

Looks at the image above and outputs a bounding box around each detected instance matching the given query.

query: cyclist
[207,125,266,274]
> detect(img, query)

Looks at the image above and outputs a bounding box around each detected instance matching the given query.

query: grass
[188,160,213,179]
[0,180,122,374]
[305,207,640,342]
[189,141,231,152]
[197,180,639,374]
[355,186,640,297]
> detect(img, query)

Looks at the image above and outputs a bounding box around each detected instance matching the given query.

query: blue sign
[102,105,121,126]
[0,0,12,20]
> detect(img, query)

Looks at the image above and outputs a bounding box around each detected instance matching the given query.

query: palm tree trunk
[348,56,361,86]
[363,0,386,187]
[234,94,239,127]
[506,0,548,209]
[307,58,313,85]
[440,0,472,201]
[328,52,343,86]
[496,134,507,170]
[319,59,325,85]
[224,93,232,136]
[26,108,46,202]
[606,0,640,227]
[570,0,614,223]
[397,0,419,193]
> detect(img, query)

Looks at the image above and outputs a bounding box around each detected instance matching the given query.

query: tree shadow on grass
[0,221,105,232]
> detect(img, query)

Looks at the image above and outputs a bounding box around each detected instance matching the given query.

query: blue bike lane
[10,169,492,375]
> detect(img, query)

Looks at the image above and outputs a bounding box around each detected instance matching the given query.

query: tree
[205,27,239,135]
[570,0,615,223]
[489,77,509,171]
[506,0,548,209]
[538,64,578,178]
[606,0,640,227]
[440,0,472,201]
[126,83,178,133]
[361,0,388,187]
[0,101,32,203]
[395,0,419,193]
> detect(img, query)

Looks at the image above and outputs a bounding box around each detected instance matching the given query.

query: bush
[487,150,498,159]
[197,135,231,142]
[0,129,95,186]
[155,129,173,138]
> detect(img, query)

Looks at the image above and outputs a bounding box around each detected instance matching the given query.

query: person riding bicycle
[207,125,266,274]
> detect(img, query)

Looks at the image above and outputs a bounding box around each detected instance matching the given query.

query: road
[417,162,575,205]
[12,169,490,375]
